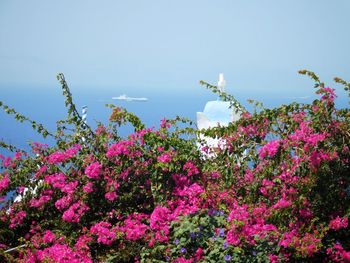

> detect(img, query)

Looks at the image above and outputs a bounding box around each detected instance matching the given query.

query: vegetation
[0,71,349,262]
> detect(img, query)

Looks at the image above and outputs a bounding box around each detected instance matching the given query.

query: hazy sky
[1,0,350,95]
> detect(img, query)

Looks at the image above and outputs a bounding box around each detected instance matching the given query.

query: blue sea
[0,84,348,157]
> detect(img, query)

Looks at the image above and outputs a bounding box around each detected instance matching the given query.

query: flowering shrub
[0,70,350,262]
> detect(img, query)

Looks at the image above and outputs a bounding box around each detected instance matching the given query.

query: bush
[0,70,349,262]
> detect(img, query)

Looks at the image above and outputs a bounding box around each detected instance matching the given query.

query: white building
[197,74,241,152]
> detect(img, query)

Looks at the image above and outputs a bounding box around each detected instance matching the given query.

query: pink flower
[105,191,118,201]
[121,217,148,241]
[55,195,73,210]
[36,243,92,263]
[173,258,193,263]
[320,87,337,102]
[90,221,116,245]
[227,205,249,222]
[309,150,337,169]
[106,140,134,157]
[342,250,350,262]
[62,181,79,194]
[0,174,10,192]
[64,145,81,158]
[14,151,23,160]
[30,190,53,208]
[329,216,348,231]
[95,125,106,135]
[47,145,80,164]
[150,206,174,241]
[85,162,102,179]
[44,173,66,189]
[244,170,254,183]
[305,133,326,146]
[75,234,92,252]
[157,152,172,163]
[172,173,190,188]
[9,211,26,228]
[175,183,204,198]
[269,255,279,263]
[62,202,89,223]
[183,161,199,176]
[194,247,204,260]
[299,208,313,219]
[226,229,240,246]
[83,182,94,193]
[272,198,292,210]
[160,118,171,129]
[259,140,280,159]
[279,230,297,248]
[43,230,56,243]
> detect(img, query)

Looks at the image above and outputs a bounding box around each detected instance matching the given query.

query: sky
[0,0,350,97]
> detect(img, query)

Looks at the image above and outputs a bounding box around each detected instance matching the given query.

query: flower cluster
[0,72,349,262]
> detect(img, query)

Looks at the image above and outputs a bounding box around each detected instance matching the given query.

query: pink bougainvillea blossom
[35,243,92,263]
[272,198,292,210]
[44,173,66,189]
[329,216,348,231]
[0,174,10,193]
[106,140,134,157]
[47,145,81,164]
[226,229,240,246]
[183,161,199,176]
[55,195,73,211]
[9,210,26,229]
[120,216,149,241]
[75,234,93,252]
[30,190,53,208]
[90,221,116,245]
[62,201,89,223]
[85,162,102,179]
[43,230,56,243]
[105,191,118,201]
[157,152,172,163]
[259,140,280,159]
[83,182,94,193]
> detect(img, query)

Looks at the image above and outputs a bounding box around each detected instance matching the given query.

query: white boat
[112,94,148,102]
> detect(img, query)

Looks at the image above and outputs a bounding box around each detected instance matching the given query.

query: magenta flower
[9,210,26,229]
[62,201,89,223]
[107,140,134,157]
[173,257,193,263]
[157,152,172,163]
[75,234,92,252]
[226,230,240,246]
[47,145,80,164]
[183,161,199,176]
[43,230,56,243]
[55,195,73,211]
[0,174,10,193]
[83,182,94,193]
[44,172,66,189]
[329,216,348,231]
[272,198,292,210]
[121,217,148,241]
[30,190,53,208]
[259,140,280,159]
[105,191,118,201]
[90,221,116,245]
[85,162,102,179]
[36,243,92,263]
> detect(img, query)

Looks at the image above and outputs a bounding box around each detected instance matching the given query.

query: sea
[0,85,348,157]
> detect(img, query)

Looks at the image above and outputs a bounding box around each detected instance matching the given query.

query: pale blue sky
[0,0,350,96]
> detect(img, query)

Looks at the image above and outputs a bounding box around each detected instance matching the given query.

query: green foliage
[0,70,349,262]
